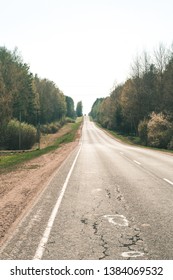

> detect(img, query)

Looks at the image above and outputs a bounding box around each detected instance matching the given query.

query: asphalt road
[0,116,173,260]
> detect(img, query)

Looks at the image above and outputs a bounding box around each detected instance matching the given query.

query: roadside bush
[127,136,141,145]
[65,117,75,123]
[147,112,173,148]
[138,119,148,145]
[49,123,60,133]
[167,137,173,150]
[59,118,66,126]
[40,124,48,134]
[40,122,61,134]
[6,119,37,150]
[0,122,8,149]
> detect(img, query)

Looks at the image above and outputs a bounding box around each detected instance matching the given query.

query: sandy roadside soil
[0,124,82,246]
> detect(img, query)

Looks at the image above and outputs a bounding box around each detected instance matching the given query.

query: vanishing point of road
[0,116,173,260]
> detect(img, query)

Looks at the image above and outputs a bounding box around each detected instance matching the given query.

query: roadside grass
[54,121,81,145]
[96,123,173,154]
[0,119,82,172]
[106,129,141,145]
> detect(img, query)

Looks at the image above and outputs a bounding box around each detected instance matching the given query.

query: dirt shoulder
[0,124,82,245]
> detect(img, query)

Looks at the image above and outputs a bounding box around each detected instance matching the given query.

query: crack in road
[92,221,109,260]
[80,181,148,260]
[119,226,147,259]
[120,233,142,249]
[114,184,129,211]
[81,218,88,225]
[105,188,111,199]
[92,221,98,235]
[99,235,109,260]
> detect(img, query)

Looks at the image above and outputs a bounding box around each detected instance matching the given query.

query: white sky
[1,0,173,113]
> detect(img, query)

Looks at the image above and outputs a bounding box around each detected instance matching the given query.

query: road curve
[0,116,173,260]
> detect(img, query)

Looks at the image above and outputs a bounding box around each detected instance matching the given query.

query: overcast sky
[1,0,173,113]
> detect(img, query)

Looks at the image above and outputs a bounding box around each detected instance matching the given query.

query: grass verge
[0,120,82,172]
[96,123,173,154]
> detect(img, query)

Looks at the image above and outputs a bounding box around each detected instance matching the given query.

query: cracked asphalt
[1,116,173,260]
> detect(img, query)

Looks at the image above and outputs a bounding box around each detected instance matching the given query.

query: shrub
[138,119,148,145]
[65,117,75,123]
[6,119,37,150]
[48,123,60,133]
[168,137,173,150]
[147,112,173,148]
[0,122,8,149]
[40,122,61,134]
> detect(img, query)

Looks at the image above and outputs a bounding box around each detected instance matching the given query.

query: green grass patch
[107,130,135,145]
[76,116,83,123]
[0,120,82,172]
[54,122,81,145]
[108,130,142,146]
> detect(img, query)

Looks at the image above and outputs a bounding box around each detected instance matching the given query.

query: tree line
[90,44,173,149]
[0,46,82,149]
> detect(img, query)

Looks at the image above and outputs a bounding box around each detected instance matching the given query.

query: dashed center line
[163,178,173,186]
[120,152,173,189]
[120,152,142,166]
[133,160,141,165]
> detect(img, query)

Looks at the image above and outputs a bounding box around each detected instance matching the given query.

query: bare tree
[141,51,151,75]
[130,54,142,78]
[154,43,170,75]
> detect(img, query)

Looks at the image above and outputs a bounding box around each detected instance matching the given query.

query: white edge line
[163,178,173,186]
[133,160,141,165]
[33,144,82,260]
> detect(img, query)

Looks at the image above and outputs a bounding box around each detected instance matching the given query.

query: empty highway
[0,116,173,260]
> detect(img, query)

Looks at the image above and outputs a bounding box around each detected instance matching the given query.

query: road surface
[0,116,173,260]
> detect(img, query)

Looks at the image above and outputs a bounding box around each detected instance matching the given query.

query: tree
[0,47,37,146]
[89,43,173,149]
[89,98,104,124]
[108,85,123,131]
[0,47,16,139]
[33,77,67,124]
[153,43,171,111]
[65,96,75,119]
[0,46,76,149]
[76,101,83,117]
[154,43,170,76]
[120,79,139,134]
[162,56,173,116]
[12,63,36,124]
[0,47,37,123]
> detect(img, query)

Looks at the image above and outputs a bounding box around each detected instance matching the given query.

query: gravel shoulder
[0,125,81,245]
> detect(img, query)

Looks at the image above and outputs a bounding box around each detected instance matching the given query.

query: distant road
[1,116,173,260]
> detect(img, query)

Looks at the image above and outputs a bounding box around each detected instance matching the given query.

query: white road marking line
[104,214,129,227]
[91,188,102,193]
[163,178,173,186]
[120,152,124,155]
[133,160,141,165]
[33,145,82,260]
[122,251,145,258]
